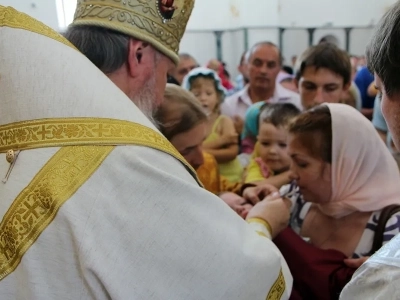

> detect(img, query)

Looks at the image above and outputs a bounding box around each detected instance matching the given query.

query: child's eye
[279,143,287,148]
[261,142,270,146]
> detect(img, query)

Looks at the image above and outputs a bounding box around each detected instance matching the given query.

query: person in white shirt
[222,41,302,134]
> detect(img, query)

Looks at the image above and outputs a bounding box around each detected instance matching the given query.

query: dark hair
[156,84,207,141]
[295,43,351,86]
[65,25,131,74]
[247,41,283,65]
[223,68,230,79]
[282,65,293,75]
[167,74,180,85]
[259,103,301,128]
[288,105,332,163]
[366,2,400,97]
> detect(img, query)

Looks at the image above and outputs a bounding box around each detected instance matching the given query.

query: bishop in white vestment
[340,234,400,299]
[0,4,292,300]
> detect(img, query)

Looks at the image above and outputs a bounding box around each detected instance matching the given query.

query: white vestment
[340,234,400,299]
[0,6,292,300]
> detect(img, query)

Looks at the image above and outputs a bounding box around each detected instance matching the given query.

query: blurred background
[0,0,395,78]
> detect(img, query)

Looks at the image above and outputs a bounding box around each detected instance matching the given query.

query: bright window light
[56,0,77,29]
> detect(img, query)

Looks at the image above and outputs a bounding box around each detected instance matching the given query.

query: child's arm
[244,158,266,184]
[203,135,236,150]
[203,117,239,163]
[256,170,292,189]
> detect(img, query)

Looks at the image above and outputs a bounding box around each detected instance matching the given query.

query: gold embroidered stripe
[0,145,113,280]
[0,6,75,49]
[0,117,199,185]
[266,269,286,300]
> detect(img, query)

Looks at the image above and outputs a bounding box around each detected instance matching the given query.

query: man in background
[168,53,198,84]
[222,41,301,134]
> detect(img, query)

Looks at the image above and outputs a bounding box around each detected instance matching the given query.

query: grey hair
[64,25,131,75]
[246,41,283,65]
[366,1,400,97]
[178,53,196,61]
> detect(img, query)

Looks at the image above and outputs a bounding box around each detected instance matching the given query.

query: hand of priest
[242,184,278,205]
[246,192,291,238]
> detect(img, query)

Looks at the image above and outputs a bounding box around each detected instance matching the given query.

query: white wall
[3,0,397,78]
[279,0,396,27]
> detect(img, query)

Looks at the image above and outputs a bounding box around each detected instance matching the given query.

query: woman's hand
[242,184,278,205]
[343,256,369,268]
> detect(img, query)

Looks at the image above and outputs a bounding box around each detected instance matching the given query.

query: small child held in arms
[182,67,243,182]
[244,103,300,188]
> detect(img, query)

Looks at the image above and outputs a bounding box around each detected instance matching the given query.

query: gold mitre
[71,0,195,64]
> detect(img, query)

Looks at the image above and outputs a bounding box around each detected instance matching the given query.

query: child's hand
[233,115,244,134]
[220,133,238,146]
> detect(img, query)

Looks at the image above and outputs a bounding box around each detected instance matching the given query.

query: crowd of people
[2,0,400,299]
[163,32,400,298]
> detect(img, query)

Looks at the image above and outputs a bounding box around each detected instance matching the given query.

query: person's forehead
[178,57,196,67]
[172,123,206,148]
[251,45,279,61]
[301,66,343,84]
[191,77,215,88]
[259,123,287,136]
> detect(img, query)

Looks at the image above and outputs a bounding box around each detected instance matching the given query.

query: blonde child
[245,103,300,188]
[182,67,243,182]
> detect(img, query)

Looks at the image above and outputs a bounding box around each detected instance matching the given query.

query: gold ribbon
[0,117,199,183]
[0,145,113,280]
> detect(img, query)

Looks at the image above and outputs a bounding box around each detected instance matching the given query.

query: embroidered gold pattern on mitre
[0,118,200,184]
[266,269,286,300]
[0,145,113,280]
[0,6,75,49]
[72,0,194,63]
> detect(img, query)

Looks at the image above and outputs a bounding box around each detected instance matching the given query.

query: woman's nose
[288,170,298,180]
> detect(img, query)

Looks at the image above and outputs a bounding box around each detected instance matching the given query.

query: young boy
[244,103,300,188]
[294,43,356,109]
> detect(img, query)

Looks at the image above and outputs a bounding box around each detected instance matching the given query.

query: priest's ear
[126,39,150,77]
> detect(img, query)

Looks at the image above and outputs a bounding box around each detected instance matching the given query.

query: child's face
[257,123,291,173]
[190,78,219,114]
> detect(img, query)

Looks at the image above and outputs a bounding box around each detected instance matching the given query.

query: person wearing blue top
[354,66,375,119]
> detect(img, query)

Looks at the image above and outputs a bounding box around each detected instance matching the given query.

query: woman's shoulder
[368,208,400,245]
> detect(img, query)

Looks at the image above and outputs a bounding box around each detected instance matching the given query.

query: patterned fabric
[196,152,242,195]
[283,183,400,258]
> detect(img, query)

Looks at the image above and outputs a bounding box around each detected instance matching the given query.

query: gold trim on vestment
[266,269,286,300]
[0,117,200,184]
[247,218,273,236]
[0,145,113,280]
[0,5,75,49]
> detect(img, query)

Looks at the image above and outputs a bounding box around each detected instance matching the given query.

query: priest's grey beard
[131,53,161,128]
